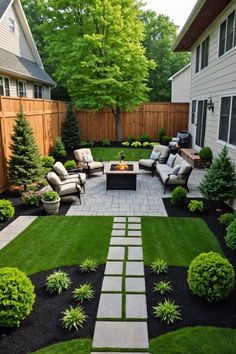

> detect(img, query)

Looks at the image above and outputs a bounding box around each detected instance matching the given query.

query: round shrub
[0,199,15,222]
[64,160,77,171]
[157,127,166,143]
[225,219,236,250]
[162,135,172,146]
[187,252,235,302]
[171,186,187,206]
[218,212,236,226]
[139,134,151,143]
[127,135,137,144]
[0,267,35,327]
[199,146,213,161]
[41,155,55,170]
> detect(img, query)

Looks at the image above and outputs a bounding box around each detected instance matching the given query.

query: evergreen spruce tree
[62,103,81,150]
[199,146,236,209]
[9,109,43,191]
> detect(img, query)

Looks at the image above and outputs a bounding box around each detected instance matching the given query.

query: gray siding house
[173,0,236,166]
[169,64,191,103]
[0,0,54,99]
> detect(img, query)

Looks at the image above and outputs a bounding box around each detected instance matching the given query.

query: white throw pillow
[83,154,94,163]
[167,154,177,168]
[150,151,161,161]
[172,164,180,175]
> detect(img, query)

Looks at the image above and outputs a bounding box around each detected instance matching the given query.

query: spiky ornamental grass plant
[80,258,98,273]
[9,108,43,191]
[199,146,236,210]
[45,270,71,294]
[153,281,173,295]
[151,258,168,274]
[153,299,182,324]
[73,283,94,303]
[62,103,81,150]
[61,306,87,331]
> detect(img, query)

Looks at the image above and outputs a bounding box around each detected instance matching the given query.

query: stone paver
[111,229,126,236]
[110,237,142,246]
[104,261,123,275]
[113,223,126,229]
[126,294,147,319]
[92,321,149,349]
[101,276,122,292]
[127,230,142,237]
[126,261,144,276]
[97,294,122,318]
[128,223,141,230]
[126,277,146,293]
[108,247,125,260]
[128,246,143,260]
[128,217,141,223]
[114,217,126,222]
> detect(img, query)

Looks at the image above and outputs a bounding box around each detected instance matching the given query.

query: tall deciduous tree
[141,11,190,102]
[9,109,43,191]
[44,0,154,141]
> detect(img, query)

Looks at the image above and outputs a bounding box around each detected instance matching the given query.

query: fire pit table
[104,161,139,190]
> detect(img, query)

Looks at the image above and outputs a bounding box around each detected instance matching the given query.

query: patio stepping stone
[113,223,126,229]
[110,237,142,246]
[128,223,141,230]
[108,246,125,260]
[111,229,126,236]
[128,246,143,260]
[114,217,127,222]
[126,294,147,319]
[92,321,149,349]
[128,217,141,223]
[101,276,122,292]
[97,294,122,319]
[126,261,144,276]
[104,261,123,275]
[127,230,142,237]
[125,277,146,293]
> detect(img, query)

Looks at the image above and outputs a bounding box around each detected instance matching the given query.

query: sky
[143,0,198,30]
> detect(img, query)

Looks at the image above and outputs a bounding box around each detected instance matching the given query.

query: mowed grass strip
[32,338,92,354]
[91,147,151,161]
[150,326,236,354]
[0,216,113,275]
[142,217,223,267]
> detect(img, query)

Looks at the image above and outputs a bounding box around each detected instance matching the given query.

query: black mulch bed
[0,190,71,232]
[0,265,105,354]
[145,198,236,339]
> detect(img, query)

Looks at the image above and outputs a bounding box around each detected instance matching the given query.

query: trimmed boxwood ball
[187,252,235,302]
[0,267,35,327]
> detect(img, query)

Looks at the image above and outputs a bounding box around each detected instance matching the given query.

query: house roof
[0,0,11,20]
[168,64,191,81]
[172,0,232,52]
[0,48,55,85]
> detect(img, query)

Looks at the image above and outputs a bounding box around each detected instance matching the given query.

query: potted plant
[42,191,60,215]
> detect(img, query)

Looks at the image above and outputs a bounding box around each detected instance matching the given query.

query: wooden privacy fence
[77,103,189,141]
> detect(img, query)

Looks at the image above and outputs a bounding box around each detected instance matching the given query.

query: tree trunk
[111,106,122,142]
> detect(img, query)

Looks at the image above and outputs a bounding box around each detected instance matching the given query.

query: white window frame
[0,76,11,96]
[17,80,27,98]
[218,10,236,58]
[217,92,236,149]
[8,18,15,33]
[33,84,44,99]
[195,36,210,74]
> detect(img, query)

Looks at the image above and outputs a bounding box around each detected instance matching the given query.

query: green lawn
[91,147,151,161]
[150,327,236,354]
[32,339,91,354]
[0,216,112,275]
[142,217,223,267]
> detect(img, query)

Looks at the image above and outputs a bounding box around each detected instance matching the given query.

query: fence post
[0,96,9,191]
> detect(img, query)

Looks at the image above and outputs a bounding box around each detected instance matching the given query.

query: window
[191,100,197,124]
[219,10,236,57]
[195,36,210,73]
[17,80,26,97]
[219,95,236,146]
[0,77,10,96]
[8,18,15,33]
[34,84,43,99]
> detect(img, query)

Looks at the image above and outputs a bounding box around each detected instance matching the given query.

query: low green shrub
[73,283,94,303]
[79,141,88,147]
[131,141,142,147]
[218,212,236,226]
[153,299,181,324]
[64,160,77,171]
[121,141,129,147]
[21,190,42,207]
[87,140,94,147]
[127,135,137,144]
[139,134,151,143]
[199,146,213,161]
[42,191,59,202]
[188,200,204,213]
[80,258,98,273]
[41,156,55,173]
[154,281,173,295]
[102,139,111,146]
[157,127,166,143]
[0,267,35,327]
[187,252,235,302]
[171,186,187,206]
[45,270,71,294]
[162,135,172,146]
[0,199,15,222]
[225,219,236,250]
[142,142,150,147]
[151,258,168,274]
[61,306,87,331]
[150,142,159,147]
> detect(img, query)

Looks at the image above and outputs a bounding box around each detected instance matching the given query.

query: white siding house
[173,0,236,166]
[168,64,191,103]
[0,0,54,99]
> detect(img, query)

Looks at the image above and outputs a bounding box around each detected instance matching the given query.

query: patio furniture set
[46,146,193,202]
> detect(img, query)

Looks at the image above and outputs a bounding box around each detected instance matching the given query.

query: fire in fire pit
[110,162,133,171]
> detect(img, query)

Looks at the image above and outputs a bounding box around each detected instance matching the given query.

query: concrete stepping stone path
[92,216,149,353]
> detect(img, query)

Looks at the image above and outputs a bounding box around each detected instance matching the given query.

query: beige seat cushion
[173,154,183,167]
[159,171,185,185]
[153,145,169,163]
[156,164,173,174]
[47,172,62,192]
[74,148,93,162]
[178,160,192,177]
[59,183,81,196]
[82,161,103,170]
[66,172,87,183]
[53,161,68,180]
[139,159,154,168]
